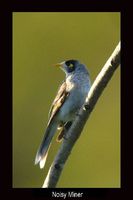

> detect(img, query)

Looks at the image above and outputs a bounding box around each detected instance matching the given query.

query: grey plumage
[35,59,91,168]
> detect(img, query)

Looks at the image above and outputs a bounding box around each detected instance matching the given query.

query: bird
[35,59,91,169]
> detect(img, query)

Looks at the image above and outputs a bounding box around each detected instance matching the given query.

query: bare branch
[42,42,121,188]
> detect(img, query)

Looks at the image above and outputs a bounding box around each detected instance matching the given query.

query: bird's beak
[53,63,62,67]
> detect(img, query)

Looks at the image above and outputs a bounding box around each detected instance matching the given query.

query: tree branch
[42,42,121,188]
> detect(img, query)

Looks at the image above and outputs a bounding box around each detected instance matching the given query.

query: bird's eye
[69,63,74,68]
[65,60,76,72]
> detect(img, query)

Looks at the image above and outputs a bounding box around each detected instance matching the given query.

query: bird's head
[54,59,88,76]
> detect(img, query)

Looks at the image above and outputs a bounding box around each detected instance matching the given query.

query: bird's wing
[48,81,69,125]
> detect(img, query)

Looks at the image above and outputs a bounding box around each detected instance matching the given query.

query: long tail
[35,121,58,169]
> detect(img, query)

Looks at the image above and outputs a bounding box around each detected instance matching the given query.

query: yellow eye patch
[69,63,74,68]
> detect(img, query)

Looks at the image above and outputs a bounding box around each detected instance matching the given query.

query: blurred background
[13,12,120,188]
